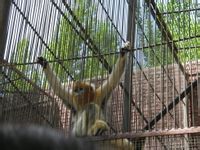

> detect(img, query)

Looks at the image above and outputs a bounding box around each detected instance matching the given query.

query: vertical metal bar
[123,0,136,132]
[0,0,11,122]
[0,0,11,60]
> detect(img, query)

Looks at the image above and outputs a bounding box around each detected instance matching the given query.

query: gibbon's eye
[74,87,85,94]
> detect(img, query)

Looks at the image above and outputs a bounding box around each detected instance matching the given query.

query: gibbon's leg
[86,104,109,136]
[72,109,87,136]
[37,57,74,109]
[89,120,109,136]
[72,103,109,136]
[95,41,131,106]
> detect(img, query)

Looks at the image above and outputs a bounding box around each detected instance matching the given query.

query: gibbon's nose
[74,88,85,95]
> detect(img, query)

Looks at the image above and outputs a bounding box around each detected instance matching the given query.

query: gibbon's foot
[89,120,109,136]
[120,41,131,56]
[37,57,48,69]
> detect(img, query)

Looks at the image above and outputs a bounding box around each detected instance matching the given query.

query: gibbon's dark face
[73,82,95,108]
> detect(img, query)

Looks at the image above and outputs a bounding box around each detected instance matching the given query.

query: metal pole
[123,0,137,132]
[0,0,11,59]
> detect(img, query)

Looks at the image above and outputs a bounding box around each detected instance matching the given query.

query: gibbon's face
[72,81,95,109]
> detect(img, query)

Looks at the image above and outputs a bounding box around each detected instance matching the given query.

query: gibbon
[37,42,132,145]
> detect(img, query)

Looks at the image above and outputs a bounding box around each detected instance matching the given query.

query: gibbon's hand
[37,56,48,69]
[120,41,131,56]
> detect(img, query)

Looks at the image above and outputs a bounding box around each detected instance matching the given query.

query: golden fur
[37,42,139,149]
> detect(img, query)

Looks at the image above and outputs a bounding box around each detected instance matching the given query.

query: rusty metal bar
[143,80,197,130]
[87,126,200,141]
[1,71,54,126]
[0,59,75,110]
[123,0,137,132]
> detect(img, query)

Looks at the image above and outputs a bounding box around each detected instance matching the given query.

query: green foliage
[44,1,119,81]
[8,0,119,93]
[158,0,200,63]
[141,5,173,67]
[142,0,200,67]
[9,39,37,91]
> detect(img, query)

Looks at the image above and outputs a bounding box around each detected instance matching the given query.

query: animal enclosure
[0,0,200,149]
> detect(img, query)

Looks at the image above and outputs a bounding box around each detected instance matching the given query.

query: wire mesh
[0,0,200,149]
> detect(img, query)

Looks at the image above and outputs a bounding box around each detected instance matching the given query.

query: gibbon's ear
[95,41,131,106]
[37,57,75,111]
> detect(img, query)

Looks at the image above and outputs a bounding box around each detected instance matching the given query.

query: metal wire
[1,0,200,149]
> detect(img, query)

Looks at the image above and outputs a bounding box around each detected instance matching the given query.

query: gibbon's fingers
[124,41,131,49]
[37,57,74,110]
[89,120,109,136]
[95,42,129,105]
[37,56,48,68]
[120,41,131,56]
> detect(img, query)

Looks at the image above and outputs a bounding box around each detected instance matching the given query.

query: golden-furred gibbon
[37,42,134,149]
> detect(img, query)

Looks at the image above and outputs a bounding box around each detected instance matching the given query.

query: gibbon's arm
[95,42,130,105]
[37,57,74,109]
